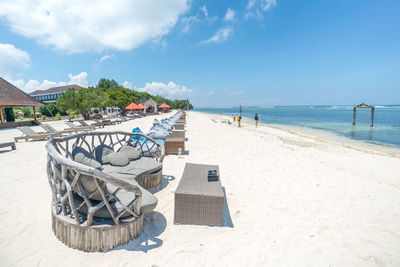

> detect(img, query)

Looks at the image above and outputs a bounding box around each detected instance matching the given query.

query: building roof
[30,84,83,96]
[0,78,43,106]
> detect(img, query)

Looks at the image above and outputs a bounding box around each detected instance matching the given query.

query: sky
[0,0,399,107]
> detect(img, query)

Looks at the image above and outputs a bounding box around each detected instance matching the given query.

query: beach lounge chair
[14,126,62,142]
[0,141,16,151]
[94,118,121,125]
[78,120,104,128]
[46,131,164,251]
[64,121,95,131]
[40,124,81,135]
[93,119,112,126]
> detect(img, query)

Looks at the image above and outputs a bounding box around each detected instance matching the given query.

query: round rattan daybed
[45,131,164,251]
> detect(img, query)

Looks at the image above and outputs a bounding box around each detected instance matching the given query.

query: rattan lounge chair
[46,131,164,251]
[14,126,62,142]
[64,121,95,131]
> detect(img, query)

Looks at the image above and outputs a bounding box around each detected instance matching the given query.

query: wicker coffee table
[174,123,184,130]
[174,163,224,226]
[165,137,185,155]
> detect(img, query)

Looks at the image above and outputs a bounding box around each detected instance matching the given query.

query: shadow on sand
[114,211,167,253]
[113,175,175,252]
[0,149,15,154]
[148,175,175,194]
[222,187,234,228]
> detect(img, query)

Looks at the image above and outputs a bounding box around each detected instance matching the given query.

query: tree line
[39,78,193,119]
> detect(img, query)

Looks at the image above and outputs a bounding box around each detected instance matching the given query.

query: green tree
[39,103,67,117]
[57,87,108,119]
[105,86,138,114]
[97,78,119,89]
[20,107,32,118]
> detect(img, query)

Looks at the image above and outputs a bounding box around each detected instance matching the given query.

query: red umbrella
[137,103,147,109]
[159,103,171,109]
[125,102,139,110]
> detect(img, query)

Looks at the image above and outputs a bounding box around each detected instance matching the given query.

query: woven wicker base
[51,211,144,252]
[136,169,162,189]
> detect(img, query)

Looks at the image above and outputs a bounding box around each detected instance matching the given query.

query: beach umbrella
[159,103,171,109]
[125,102,139,110]
[137,104,146,110]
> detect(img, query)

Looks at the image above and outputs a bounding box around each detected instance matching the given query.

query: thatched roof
[141,97,157,107]
[0,77,43,106]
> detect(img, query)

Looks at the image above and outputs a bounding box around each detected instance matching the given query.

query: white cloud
[4,72,89,93]
[246,0,277,18]
[202,90,215,96]
[224,89,243,96]
[0,0,189,53]
[200,5,208,19]
[123,81,133,89]
[0,43,31,76]
[224,8,235,22]
[136,81,193,98]
[99,54,115,64]
[200,26,233,45]
[181,15,200,33]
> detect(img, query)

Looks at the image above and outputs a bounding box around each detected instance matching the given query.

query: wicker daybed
[45,131,164,251]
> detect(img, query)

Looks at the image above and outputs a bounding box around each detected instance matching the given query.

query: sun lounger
[40,124,81,135]
[0,141,16,150]
[78,120,104,128]
[94,118,121,125]
[94,119,112,126]
[14,126,62,142]
[64,121,95,131]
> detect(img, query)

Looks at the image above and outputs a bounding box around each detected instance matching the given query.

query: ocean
[194,105,400,148]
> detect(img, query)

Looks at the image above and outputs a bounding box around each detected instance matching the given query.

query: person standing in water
[254,113,259,127]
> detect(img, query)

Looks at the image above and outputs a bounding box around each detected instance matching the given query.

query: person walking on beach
[237,115,241,127]
[254,113,259,127]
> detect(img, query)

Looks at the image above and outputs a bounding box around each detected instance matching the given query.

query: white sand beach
[1,111,400,267]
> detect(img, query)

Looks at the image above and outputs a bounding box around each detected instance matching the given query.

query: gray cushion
[94,144,114,163]
[95,144,131,166]
[71,147,106,201]
[103,151,130,166]
[117,145,141,160]
[102,157,162,180]
[72,146,102,169]
[75,179,158,218]
[148,130,170,140]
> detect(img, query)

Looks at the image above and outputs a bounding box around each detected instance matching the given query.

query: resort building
[29,84,83,104]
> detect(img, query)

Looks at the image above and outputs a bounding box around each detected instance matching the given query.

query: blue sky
[0,0,399,107]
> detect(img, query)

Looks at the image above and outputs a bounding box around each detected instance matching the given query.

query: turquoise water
[194,106,400,148]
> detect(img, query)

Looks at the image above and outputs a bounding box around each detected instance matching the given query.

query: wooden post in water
[371,107,375,127]
[352,107,356,125]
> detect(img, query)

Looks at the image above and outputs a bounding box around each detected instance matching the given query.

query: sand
[0,111,400,267]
